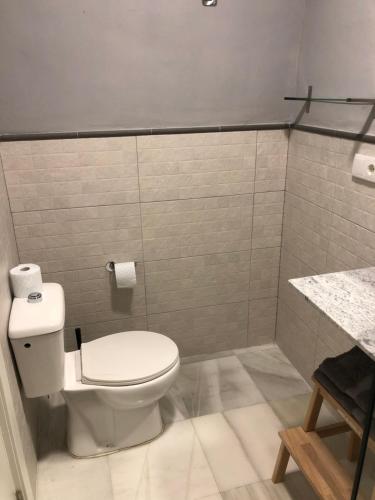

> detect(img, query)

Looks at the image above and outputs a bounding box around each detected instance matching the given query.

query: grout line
[135,136,149,329]
[25,247,283,273]
[277,297,318,338]
[65,298,260,335]
[11,190,287,215]
[146,299,251,319]
[188,417,224,496]
[274,134,289,345]
[285,184,375,242]
[0,153,22,264]
[246,132,259,346]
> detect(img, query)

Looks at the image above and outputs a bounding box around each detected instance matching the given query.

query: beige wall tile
[1,137,136,156]
[255,155,287,178]
[257,129,289,143]
[253,191,284,215]
[141,195,253,261]
[44,264,146,328]
[255,131,288,192]
[331,172,375,234]
[248,297,277,345]
[282,192,331,274]
[2,137,138,211]
[2,131,286,371]
[276,300,316,382]
[14,204,143,273]
[256,141,288,157]
[252,192,284,249]
[327,214,375,271]
[252,213,283,249]
[65,316,148,351]
[249,247,280,299]
[286,153,336,211]
[316,314,355,367]
[138,143,256,164]
[278,250,321,333]
[145,251,250,314]
[138,132,256,202]
[0,141,32,155]
[137,131,257,149]
[148,302,248,356]
[276,130,375,384]
[139,157,255,202]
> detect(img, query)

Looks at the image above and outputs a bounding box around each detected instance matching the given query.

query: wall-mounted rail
[285,97,375,104]
[285,86,375,113]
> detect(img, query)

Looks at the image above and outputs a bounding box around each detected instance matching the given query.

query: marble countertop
[289,267,375,361]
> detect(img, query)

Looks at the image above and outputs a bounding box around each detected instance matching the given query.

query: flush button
[352,154,375,183]
[27,292,42,303]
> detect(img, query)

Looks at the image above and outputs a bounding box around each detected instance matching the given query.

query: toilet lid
[80,331,179,386]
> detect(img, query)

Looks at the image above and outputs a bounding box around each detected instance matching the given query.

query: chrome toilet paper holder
[105,261,137,273]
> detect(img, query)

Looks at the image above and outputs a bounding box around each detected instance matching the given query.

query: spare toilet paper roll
[10,263,43,298]
[114,262,137,288]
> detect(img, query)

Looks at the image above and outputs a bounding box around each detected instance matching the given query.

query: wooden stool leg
[347,431,361,462]
[272,442,290,483]
[303,385,323,432]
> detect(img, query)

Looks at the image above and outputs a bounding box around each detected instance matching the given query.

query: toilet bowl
[8,283,180,458]
[63,331,180,457]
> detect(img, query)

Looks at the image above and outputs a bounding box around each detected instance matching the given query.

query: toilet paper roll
[10,263,43,298]
[114,262,137,288]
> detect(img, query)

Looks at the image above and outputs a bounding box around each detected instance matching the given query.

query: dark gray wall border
[292,124,375,145]
[2,122,374,144]
[0,123,289,142]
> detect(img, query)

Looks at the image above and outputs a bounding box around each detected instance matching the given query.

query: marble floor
[36,344,356,500]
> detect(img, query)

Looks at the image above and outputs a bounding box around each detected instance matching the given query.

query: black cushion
[314,346,375,428]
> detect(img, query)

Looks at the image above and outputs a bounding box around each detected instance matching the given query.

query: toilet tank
[8,283,65,398]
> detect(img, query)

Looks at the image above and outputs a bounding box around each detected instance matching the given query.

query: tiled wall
[0,130,288,354]
[276,130,375,381]
[0,157,37,497]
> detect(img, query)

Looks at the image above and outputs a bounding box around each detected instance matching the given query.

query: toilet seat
[80,331,179,387]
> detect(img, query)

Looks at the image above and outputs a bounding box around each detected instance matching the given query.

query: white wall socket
[352,154,375,183]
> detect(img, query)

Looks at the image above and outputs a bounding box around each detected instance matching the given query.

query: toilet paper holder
[105,261,137,273]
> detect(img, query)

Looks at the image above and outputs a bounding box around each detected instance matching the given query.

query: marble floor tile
[37,451,113,500]
[236,346,310,402]
[268,393,338,430]
[232,344,275,356]
[181,350,234,365]
[37,346,344,500]
[160,388,190,423]
[224,404,298,481]
[221,474,318,499]
[197,495,223,500]
[109,419,219,500]
[192,413,259,492]
[108,444,148,500]
[163,356,265,421]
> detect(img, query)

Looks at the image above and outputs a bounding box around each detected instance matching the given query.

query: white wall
[0,0,305,134]
[294,0,375,135]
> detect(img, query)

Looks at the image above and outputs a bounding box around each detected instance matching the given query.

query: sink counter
[289,267,375,361]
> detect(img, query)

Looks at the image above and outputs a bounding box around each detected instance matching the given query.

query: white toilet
[8,283,180,457]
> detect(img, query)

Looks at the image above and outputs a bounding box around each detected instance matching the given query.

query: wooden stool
[272,378,375,500]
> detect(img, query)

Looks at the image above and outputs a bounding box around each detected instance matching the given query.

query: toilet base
[66,401,163,458]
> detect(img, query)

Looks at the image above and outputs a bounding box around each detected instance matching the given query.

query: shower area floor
[36,344,356,500]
